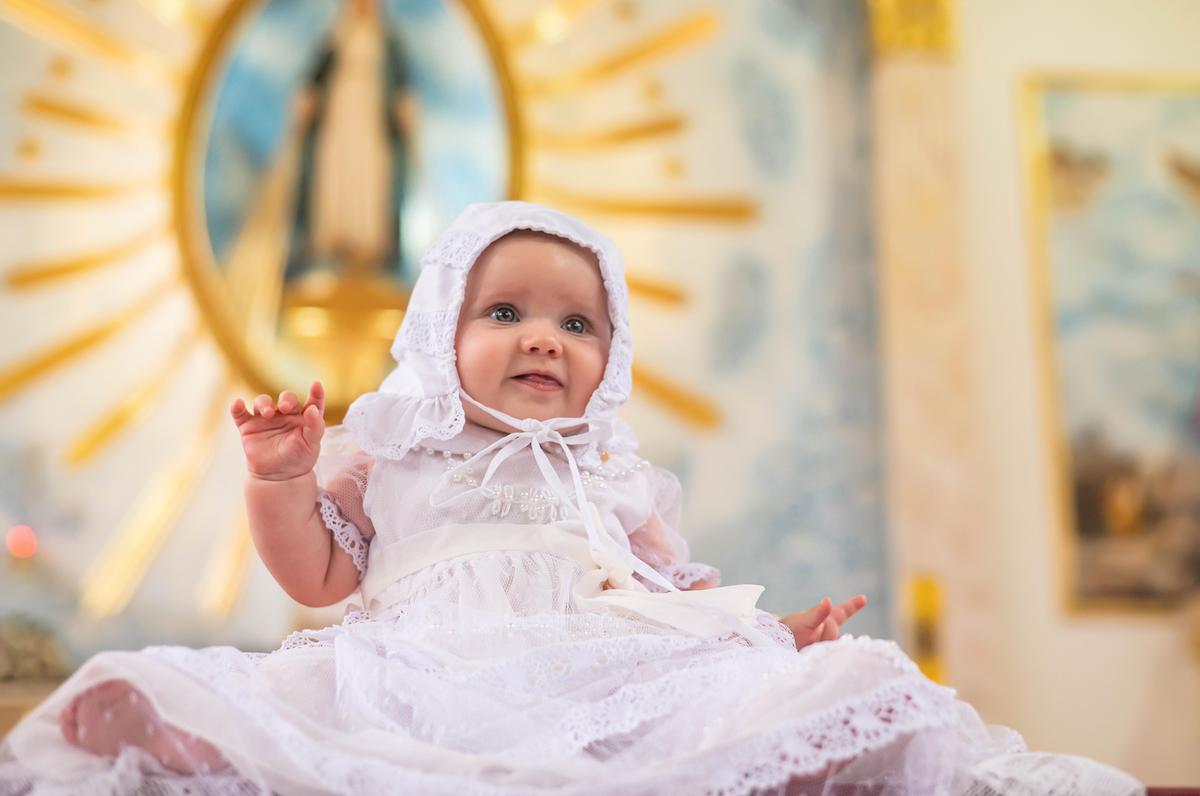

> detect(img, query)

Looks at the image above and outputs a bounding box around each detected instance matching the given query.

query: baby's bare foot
[59,679,228,775]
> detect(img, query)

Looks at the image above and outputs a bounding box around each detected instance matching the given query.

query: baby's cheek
[574,351,607,406]
[454,360,474,393]
[455,336,491,391]
[587,347,609,389]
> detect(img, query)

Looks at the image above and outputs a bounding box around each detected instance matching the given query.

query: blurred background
[0,0,1197,785]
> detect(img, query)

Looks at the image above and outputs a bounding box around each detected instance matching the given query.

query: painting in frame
[1022,72,1200,611]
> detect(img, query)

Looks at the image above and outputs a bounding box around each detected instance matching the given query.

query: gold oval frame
[170,0,524,412]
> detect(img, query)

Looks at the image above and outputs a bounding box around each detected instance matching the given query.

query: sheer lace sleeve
[316,454,376,579]
[626,466,721,592]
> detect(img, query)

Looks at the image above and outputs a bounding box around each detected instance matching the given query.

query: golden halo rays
[79,372,234,618]
[0,0,757,618]
[0,0,185,86]
[529,112,686,151]
[503,0,603,49]
[5,225,171,288]
[0,276,182,402]
[0,0,216,614]
[197,511,252,620]
[504,1,750,429]
[519,11,718,97]
[64,325,205,467]
[22,92,168,138]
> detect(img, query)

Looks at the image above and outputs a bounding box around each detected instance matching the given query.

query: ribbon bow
[431,391,679,593]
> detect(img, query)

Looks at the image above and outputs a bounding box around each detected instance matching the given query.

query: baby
[1,202,1139,795]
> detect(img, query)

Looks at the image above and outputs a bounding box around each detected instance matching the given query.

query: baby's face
[455,232,612,431]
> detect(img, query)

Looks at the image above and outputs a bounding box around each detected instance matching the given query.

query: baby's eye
[562,317,587,335]
[489,306,518,323]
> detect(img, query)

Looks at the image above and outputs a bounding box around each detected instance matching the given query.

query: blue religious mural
[204,0,507,279]
[679,0,887,635]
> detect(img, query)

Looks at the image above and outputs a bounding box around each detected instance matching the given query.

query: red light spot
[6,525,37,558]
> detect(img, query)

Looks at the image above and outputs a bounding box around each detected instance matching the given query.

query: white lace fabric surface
[317,493,369,576]
[0,201,1145,794]
[315,421,712,590]
[0,438,1145,795]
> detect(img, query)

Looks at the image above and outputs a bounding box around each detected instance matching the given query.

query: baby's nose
[521,326,561,356]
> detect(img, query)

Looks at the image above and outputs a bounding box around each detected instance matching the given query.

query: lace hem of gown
[317,491,368,576]
[141,637,969,795]
[0,629,1144,796]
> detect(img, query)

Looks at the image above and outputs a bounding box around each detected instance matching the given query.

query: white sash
[361,521,775,647]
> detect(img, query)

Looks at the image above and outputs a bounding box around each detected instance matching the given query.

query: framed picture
[1022,72,1200,610]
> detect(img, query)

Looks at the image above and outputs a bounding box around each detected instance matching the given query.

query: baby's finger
[306,380,326,416]
[230,398,252,426]
[782,598,830,635]
[277,390,300,415]
[252,394,275,418]
[834,595,867,624]
[300,403,325,446]
[820,618,839,642]
[807,597,833,630]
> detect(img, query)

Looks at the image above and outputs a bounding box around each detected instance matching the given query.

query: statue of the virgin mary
[219,0,416,408]
[291,0,416,279]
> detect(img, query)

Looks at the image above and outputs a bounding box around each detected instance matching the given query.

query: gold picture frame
[1021,71,1200,614]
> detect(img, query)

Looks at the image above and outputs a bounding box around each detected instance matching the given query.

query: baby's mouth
[512,372,564,390]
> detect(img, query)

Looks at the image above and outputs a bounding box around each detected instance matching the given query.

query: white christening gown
[0,425,1143,795]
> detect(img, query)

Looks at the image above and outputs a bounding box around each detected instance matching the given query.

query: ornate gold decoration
[196,512,252,620]
[0,0,754,623]
[613,0,638,23]
[1020,72,1200,615]
[521,11,718,97]
[6,226,168,288]
[530,113,685,151]
[661,156,685,179]
[65,326,202,466]
[625,273,686,306]
[171,0,524,421]
[867,0,955,57]
[531,182,757,222]
[15,138,40,160]
[908,574,944,683]
[0,277,179,402]
[279,268,410,411]
[134,0,209,33]
[0,0,180,85]
[48,55,73,79]
[80,374,232,618]
[504,0,601,49]
[631,364,720,429]
[22,92,163,136]
[0,177,158,199]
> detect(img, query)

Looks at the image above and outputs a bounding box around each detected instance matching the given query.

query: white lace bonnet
[340,200,638,468]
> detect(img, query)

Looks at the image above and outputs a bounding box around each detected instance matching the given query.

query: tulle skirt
[0,551,1143,795]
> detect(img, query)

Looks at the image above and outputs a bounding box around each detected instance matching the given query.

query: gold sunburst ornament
[0,0,756,627]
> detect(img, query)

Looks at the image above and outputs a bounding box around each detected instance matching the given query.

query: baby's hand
[778,595,867,651]
[230,381,325,481]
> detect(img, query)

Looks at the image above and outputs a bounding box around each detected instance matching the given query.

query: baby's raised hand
[779,595,867,651]
[230,381,325,481]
